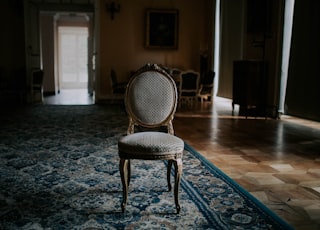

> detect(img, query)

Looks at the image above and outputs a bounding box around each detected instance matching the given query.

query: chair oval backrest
[125,64,178,127]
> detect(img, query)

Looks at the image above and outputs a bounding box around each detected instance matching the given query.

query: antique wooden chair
[197,70,215,104]
[31,69,44,103]
[179,70,200,108]
[110,69,127,94]
[118,63,184,214]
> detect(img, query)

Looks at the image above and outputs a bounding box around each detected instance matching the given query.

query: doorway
[44,25,94,105]
[41,12,94,105]
[58,26,88,90]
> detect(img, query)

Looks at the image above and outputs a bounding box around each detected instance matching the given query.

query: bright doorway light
[213,0,221,96]
[279,0,295,114]
[58,26,88,89]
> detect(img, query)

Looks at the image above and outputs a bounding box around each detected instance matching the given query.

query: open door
[55,13,94,97]
[58,26,89,90]
[24,2,95,103]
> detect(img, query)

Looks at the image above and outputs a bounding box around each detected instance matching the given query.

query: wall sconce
[106,1,120,20]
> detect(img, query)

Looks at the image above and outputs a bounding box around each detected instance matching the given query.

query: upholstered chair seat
[119,132,184,159]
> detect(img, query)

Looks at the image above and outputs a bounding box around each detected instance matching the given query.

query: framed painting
[145,9,179,49]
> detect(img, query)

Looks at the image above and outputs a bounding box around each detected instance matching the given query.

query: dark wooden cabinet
[232,60,268,116]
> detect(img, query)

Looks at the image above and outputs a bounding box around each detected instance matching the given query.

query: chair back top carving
[125,64,178,133]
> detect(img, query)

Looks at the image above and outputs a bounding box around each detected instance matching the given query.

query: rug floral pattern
[0,105,292,229]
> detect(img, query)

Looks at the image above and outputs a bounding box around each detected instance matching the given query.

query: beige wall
[98,0,212,100]
[0,1,25,74]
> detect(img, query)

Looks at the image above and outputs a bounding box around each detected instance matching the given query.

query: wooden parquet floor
[174,97,320,230]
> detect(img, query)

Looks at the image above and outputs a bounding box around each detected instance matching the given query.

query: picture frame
[145,9,179,49]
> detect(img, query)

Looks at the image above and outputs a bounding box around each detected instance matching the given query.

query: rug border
[184,142,294,230]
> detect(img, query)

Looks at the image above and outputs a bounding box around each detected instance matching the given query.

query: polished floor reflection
[42,91,320,229]
[44,89,94,105]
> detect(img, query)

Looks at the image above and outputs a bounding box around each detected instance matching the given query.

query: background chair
[118,63,184,214]
[197,70,215,104]
[179,70,200,108]
[170,68,182,82]
[31,69,44,104]
[110,69,127,102]
[170,68,182,93]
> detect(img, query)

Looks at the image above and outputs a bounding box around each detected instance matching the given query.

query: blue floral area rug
[0,105,293,229]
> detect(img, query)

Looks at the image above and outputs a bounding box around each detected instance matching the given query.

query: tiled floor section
[44,89,94,105]
[174,99,320,230]
[43,92,320,229]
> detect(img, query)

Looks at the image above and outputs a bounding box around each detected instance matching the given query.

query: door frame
[55,15,92,93]
[24,1,96,102]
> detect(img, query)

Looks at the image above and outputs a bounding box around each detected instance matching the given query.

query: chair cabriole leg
[174,157,183,214]
[167,160,173,191]
[120,158,129,213]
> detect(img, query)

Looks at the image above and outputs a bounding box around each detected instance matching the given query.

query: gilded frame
[145,9,179,49]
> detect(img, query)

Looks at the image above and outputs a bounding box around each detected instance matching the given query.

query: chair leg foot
[121,202,126,213]
[176,204,181,214]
